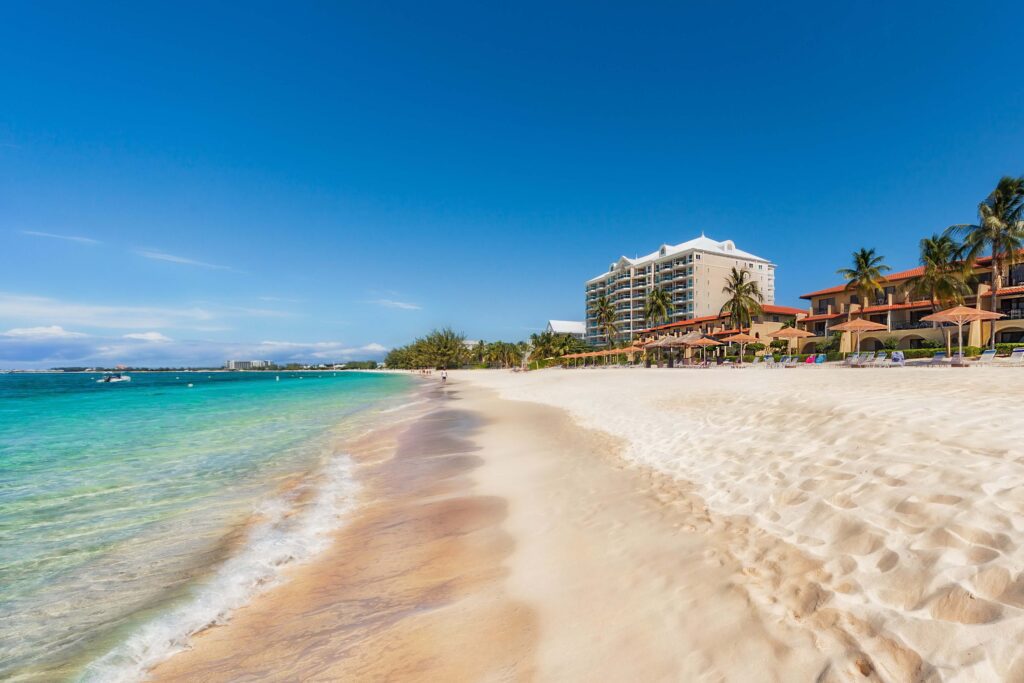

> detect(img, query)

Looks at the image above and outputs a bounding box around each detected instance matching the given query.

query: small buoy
[276,376,280,381]
[187,383,194,388]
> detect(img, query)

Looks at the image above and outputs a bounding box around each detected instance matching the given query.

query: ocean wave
[79,454,360,683]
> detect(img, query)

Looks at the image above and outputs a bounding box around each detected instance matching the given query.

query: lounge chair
[814,353,827,366]
[843,352,860,367]
[1001,348,1024,366]
[974,349,997,366]
[927,352,947,367]
[771,355,788,368]
[784,355,800,368]
[891,351,906,367]
[874,351,891,367]
[803,354,817,365]
[854,351,876,368]
[951,352,968,367]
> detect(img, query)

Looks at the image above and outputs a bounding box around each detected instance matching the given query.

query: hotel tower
[584,234,776,345]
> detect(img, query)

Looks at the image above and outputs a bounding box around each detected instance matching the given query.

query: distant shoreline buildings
[585,234,776,345]
[224,360,274,370]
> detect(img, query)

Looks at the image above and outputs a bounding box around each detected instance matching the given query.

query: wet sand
[151,377,927,682]
[150,390,536,681]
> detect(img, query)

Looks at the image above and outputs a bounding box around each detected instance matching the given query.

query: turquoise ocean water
[0,371,414,682]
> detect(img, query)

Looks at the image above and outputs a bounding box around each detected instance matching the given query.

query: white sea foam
[79,454,359,683]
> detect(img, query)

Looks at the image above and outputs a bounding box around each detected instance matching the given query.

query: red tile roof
[800,251,1024,300]
[640,304,805,334]
[800,312,843,323]
[762,304,807,316]
[994,286,1024,297]
[800,266,925,299]
[858,299,934,313]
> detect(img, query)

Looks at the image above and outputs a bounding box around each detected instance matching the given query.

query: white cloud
[135,249,231,271]
[258,296,303,303]
[123,332,172,342]
[0,332,388,369]
[0,293,217,329]
[372,299,421,310]
[2,325,87,339]
[21,230,100,245]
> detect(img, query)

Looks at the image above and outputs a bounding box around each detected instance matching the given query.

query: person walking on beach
[441,369,447,385]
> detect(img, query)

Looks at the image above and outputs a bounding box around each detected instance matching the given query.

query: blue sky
[2,2,1023,367]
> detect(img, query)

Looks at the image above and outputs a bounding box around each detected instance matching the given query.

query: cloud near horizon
[0,327,388,368]
[123,331,172,342]
[21,230,100,245]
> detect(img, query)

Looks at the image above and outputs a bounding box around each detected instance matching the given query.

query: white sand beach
[458,366,1024,681]
[151,367,1024,681]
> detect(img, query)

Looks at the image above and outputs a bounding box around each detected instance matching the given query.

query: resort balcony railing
[1000,309,1024,320]
[890,320,937,330]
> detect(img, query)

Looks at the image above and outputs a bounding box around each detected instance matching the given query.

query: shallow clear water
[0,371,412,681]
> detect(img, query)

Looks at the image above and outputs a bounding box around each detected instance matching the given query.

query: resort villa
[545,320,586,339]
[794,254,1024,354]
[585,234,777,345]
[636,304,807,346]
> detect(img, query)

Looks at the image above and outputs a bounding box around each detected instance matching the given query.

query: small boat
[97,373,131,384]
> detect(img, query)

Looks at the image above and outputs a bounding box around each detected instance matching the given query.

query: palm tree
[643,287,673,328]
[905,234,973,312]
[718,267,764,329]
[837,248,890,318]
[946,176,1024,346]
[589,295,619,348]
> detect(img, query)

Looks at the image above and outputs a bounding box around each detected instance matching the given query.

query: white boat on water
[96,373,131,384]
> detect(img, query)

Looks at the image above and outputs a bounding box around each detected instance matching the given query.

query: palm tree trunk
[991,254,1002,349]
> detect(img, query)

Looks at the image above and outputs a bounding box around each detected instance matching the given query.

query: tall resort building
[585,234,776,345]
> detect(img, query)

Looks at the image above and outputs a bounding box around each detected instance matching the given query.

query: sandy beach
[150,367,1024,681]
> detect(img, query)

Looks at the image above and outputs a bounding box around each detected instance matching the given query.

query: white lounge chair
[890,350,906,367]
[854,351,876,368]
[843,352,860,367]
[974,349,997,366]
[872,351,890,367]
[1002,348,1024,366]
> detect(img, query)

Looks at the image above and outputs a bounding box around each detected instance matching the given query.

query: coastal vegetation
[643,287,673,328]
[837,247,891,316]
[906,234,973,310]
[385,328,591,369]
[588,295,619,347]
[718,267,764,328]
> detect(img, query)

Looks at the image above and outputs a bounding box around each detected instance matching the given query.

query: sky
[2,2,1023,368]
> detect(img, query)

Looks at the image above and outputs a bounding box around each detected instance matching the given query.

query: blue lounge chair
[891,351,905,367]
[928,352,948,366]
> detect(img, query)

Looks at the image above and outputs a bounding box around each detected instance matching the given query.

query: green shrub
[882,336,900,350]
[996,343,1024,356]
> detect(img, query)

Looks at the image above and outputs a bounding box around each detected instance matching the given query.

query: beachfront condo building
[224,360,274,370]
[795,254,1024,353]
[585,234,776,345]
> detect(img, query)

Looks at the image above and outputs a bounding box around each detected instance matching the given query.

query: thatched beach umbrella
[686,336,722,364]
[921,305,1004,360]
[830,318,887,355]
[721,332,759,363]
[769,326,815,354]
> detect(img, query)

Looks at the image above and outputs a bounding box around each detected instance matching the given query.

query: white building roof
[547,320,586,335]
[586,234,772,283]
